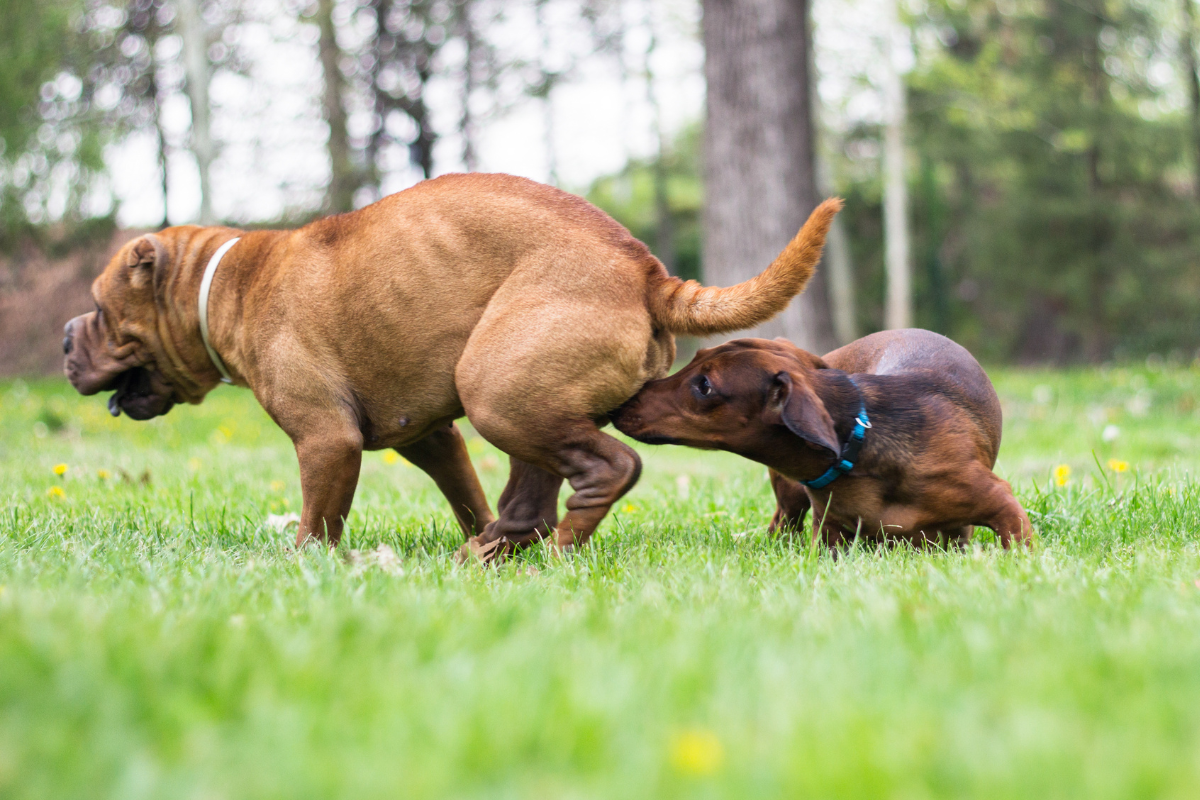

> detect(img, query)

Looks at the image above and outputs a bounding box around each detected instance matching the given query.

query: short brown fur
[62,173,841,556]
[612,329,1033,548]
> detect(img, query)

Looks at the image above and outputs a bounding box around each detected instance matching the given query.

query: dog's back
[824,329,1002,463]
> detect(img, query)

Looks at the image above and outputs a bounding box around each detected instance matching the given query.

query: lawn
[4,364,1200,798]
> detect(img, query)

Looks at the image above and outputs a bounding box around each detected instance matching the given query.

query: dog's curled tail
[648,198,843,337]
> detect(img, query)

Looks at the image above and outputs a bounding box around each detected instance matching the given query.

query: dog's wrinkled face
[63,234,179,420]
[612,338,841,465]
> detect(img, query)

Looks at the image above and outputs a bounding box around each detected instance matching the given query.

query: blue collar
[799,377,871,490]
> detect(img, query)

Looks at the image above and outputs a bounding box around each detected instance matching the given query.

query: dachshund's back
[824,329,1002,463]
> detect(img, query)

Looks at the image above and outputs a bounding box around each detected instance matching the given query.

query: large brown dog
[63,173,841,555]
[612,329,1032,548]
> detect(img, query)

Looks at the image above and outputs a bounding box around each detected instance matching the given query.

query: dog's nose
[62,321,74,355]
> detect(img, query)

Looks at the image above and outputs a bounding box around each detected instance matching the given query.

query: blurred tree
[881,0,912,331]
[0,0,108,247]
[317,0,355,212]
[702,0,836,352]
[1182,0,1200,195]
[108,0,174,228]
[587,122,703,284]
[843,0,1200,362]
[177,0,215,223]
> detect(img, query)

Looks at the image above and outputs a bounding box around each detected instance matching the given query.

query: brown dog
[612,329,1032,548]
[63,173,842,556]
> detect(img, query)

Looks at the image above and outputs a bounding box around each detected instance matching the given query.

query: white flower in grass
[265,512,300,532]
[1102,424,1120,443]
[348,544,404,576]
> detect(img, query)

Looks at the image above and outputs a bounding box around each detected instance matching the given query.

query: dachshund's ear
[763,371,840,457]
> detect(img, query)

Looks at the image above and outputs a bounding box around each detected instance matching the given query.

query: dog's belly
[829,502,972,540]
[343,351,469,451]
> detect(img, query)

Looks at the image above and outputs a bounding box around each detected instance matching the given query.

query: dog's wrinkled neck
[155,229,249,401]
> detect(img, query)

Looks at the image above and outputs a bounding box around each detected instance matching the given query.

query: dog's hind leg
[462,418,641,557]
[975,473,1032,548]
[397,423,495,538]
[473,457,564,551]
[456,281,654,559]
[547,424,642,550]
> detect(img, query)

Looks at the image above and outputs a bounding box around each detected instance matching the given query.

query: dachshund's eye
[694,375,713,398]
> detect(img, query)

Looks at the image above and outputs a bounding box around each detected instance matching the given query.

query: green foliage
[0,0,125,250]
[5,368,1200,796]
[585,124,704,282]
[839,0,1200,362]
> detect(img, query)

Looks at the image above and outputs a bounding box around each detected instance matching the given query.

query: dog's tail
[647,198,843,337]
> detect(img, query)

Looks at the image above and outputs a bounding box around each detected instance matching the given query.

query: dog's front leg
[293,427,364,548]
[768,469,811,536]
[398,423,495,538]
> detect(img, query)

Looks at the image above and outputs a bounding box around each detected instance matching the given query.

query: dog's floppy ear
[763,371,840,457]
[123,234,166,293]
[124,235,160,268]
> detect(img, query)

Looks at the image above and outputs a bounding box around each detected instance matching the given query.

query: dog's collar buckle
[198,237,240,384]
[800,376,870,491]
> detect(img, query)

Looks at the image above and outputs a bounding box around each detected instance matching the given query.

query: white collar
[198,236,240,384]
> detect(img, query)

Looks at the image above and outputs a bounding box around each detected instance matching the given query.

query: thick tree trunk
[702,0,835,352]
[177,0,215,225]
[317,0,355,212]
[882,2,911,330]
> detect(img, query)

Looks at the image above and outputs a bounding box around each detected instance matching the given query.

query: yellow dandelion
[52,463,68,477]
[188,457,202,472]
[97,469,110,480]
[1053,464,1071,487]
[270,480,285,492]
[46,485,65,499]
[623,503,637,513]
[669,729,724,776]
[1108,459,1129,473]
[382,451,400,465]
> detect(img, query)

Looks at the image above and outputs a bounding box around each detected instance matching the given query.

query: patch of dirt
[0,231,143,376]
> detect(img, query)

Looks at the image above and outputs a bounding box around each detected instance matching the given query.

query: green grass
[4,364,1200,798]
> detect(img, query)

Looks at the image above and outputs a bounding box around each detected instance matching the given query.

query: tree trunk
[825,215,857,343]
[317,0,354,212]
[148,48,170,228]
[177,0,215,225]
[882,2,911,330]
[1183,0,1200,196]
[644,7,676,274]
[459,0,479,172]
[818,152,856,344]
[535,0,558,185]
[702,0,836,353]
